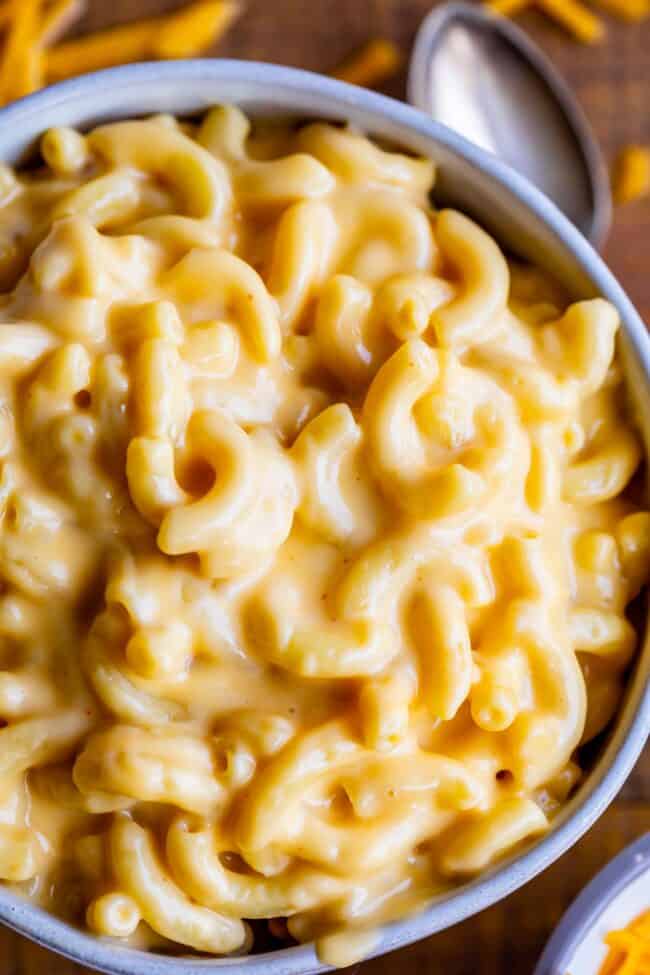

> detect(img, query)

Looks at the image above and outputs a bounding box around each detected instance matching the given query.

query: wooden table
[4,1,650,971]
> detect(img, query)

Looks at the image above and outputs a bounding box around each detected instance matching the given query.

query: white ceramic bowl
[0,60,647,975]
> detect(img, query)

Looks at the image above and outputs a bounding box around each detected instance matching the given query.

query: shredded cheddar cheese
[45,0,241,81]
[484,0,650,36]
[331,38,403,88]
[46,19,164,80]
[598,910,650,975]
[0,0,44,102]
[150,0,241,58]
[487,0,532,15]
[612,145,650,204]
[538,0,605,40]
[0,3,12,32]
[486,0,604,41]
[0,0,241,104]
[592,0,650,18]
[37,0,86,46]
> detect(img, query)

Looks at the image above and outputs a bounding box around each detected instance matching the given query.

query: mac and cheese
[0,107,645,965]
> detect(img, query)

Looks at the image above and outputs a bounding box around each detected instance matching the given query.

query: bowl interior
[0,59,646,975]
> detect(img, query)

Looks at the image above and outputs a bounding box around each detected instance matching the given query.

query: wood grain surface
[2,2,649,972]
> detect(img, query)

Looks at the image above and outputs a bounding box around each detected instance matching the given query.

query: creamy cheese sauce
[0,108,644,965]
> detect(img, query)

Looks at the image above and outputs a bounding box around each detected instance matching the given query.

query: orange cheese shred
[592,0,650,19]
[45,0,241,82]
[598,910,650,975]
[484,0,650,30]
[486,0,532,15]
[0,2,12,32]
[46,20,156,80]
[0,0,44,101]
[331,38,403,88]
[483,0,606,39]
[37,0,87,46]
[536,0,606,42]
[612,145,650,204]
[152,0,241,58]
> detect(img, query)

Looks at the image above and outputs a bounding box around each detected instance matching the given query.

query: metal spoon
[408,1,612,247]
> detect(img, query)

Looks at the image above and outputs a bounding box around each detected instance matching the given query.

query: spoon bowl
[408,1,612,246]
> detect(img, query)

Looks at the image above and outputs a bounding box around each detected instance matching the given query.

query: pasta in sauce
[0,107,645,965]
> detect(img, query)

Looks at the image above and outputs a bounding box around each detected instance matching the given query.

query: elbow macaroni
[0,106,644,966]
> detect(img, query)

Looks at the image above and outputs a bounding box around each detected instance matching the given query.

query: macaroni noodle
[0,107,645,966]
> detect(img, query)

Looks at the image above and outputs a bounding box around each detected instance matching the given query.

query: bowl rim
[0,57,647,975]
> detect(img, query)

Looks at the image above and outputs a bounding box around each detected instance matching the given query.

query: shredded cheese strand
[535,0,606,42]
[486,0,532,16]
[152,0,241,58]
[0,1,12,32]
[46,20,157,80]
[599,910,650,975]
[0,0,43,101]
[37,0,87,46]
[483,0,607,39]
[484,0,650,31]
[331,38,402,87]
[591,0,649,19]
[45,0,241,82]
[612,145,650,204]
